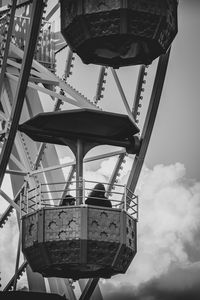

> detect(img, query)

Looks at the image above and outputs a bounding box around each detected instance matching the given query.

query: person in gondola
[85,183,112,208]
[60,194,76,206]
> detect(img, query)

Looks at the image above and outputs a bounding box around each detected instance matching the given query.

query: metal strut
[127,49,172,197]
[3,261,28,291]
[132,65,147,122]
[79,278,100,300]
[0,0,17,97]
[0,0,46,188]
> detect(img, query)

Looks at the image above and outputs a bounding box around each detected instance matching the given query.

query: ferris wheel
[0,1,178,299]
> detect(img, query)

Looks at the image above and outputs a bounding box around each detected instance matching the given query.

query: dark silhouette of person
[60,194,76,206]
[85,183,112,208]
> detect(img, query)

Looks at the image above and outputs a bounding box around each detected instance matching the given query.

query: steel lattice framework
[0,1,173,299]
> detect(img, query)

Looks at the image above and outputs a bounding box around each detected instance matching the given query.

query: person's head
[89,183,106,198]
[61,195,75,206]
[68,197,75,205]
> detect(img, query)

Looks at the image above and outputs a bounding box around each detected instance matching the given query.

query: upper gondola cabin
[60,0,178,68]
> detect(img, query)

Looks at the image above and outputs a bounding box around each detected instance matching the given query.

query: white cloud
[0,214,18,288]
[101,162,200,293]
[98,155,133,180]
[153,261,200,291]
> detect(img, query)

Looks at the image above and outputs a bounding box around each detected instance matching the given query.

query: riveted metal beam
[0,0,17,96]
[79,278,100,300]
[0,0,46,188]
[127,49,171,195]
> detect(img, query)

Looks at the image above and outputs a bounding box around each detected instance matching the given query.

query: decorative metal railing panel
[20,179,138,220]
[22,205,137,279]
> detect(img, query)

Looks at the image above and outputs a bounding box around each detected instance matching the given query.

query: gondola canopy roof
[19,108,139,151]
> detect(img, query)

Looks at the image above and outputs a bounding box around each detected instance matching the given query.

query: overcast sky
[144,0,200,181]
[1,0,200,299]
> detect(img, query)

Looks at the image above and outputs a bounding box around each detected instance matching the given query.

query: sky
[1,0,200,299]
[143,0,200,182]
